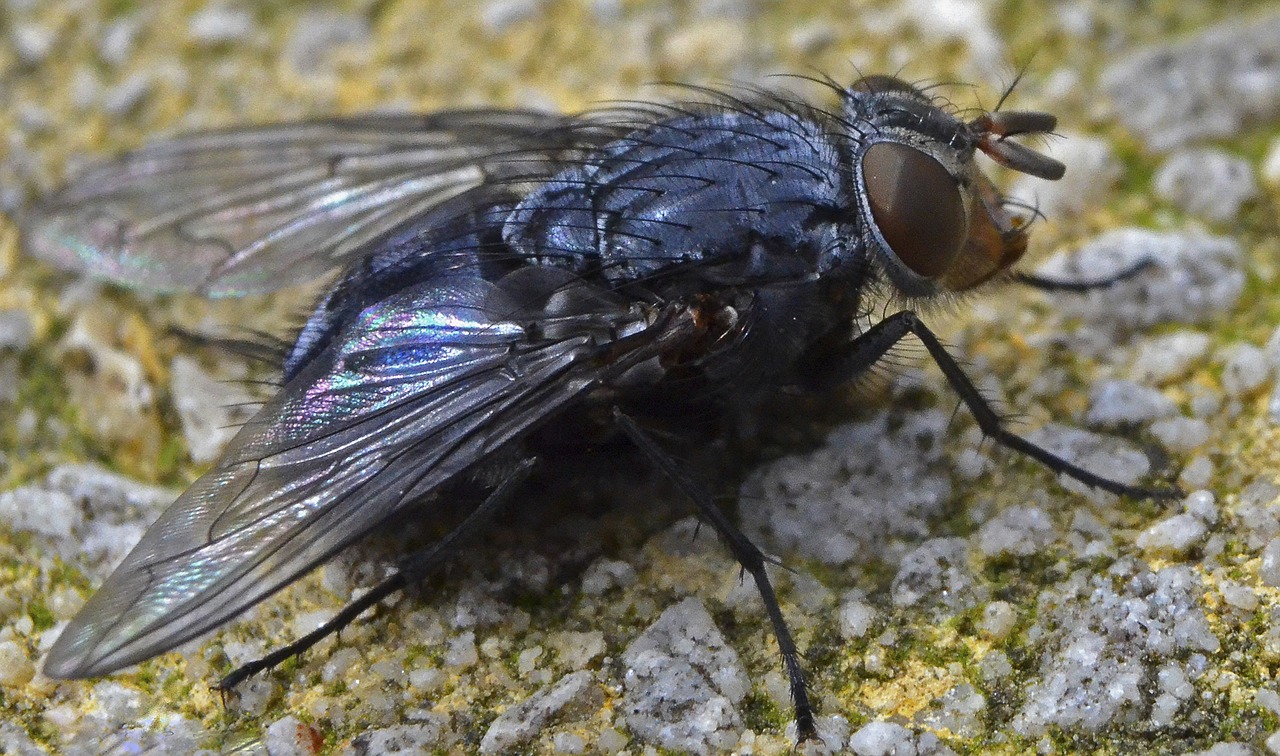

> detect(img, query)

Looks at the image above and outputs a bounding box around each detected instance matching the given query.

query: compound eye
[861,142,967,279]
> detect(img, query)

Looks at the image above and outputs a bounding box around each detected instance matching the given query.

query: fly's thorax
[838,76,1065,301]
[502,109,853,292]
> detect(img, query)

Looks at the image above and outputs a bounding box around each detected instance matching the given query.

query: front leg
[811,310,1179,500]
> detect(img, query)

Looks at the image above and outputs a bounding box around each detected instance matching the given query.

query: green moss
[740,690,789,734]
[26,600,54,632]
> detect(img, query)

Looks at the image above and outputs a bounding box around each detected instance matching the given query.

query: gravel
[620,598,748,755]
[1012,561,1220,736]
[1085,379,1177,427]
[3,2,1277,754]
[1130,331,1212,384]
[479,671,601,753]
[188,3,255,45]
[1100,11,1280,150]
[1033,228,1245,334]
[169,355,256,463]
[741,407,953,566]
[1153,148,1258,223]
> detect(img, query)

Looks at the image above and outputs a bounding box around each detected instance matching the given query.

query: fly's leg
[613,409,819,744]
[813,311,1180,499]
[1012,257,1154,292]
[216,458,536,692]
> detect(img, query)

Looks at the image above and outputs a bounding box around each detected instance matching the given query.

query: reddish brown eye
[861,142,967,279]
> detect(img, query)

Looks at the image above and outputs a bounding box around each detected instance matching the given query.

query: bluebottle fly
[23,73,1172,741]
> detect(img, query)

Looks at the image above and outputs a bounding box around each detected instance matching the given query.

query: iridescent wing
[42,272,679,677]
[23,110,609,296]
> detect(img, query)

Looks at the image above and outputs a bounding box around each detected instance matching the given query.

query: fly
[23,73,1172,742]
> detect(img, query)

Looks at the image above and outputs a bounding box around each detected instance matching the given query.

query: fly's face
[842,75,1066,298]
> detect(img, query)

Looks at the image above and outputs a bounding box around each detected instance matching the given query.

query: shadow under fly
[23,72,1176,742]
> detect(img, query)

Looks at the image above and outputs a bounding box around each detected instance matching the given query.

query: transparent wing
[43,273,673,677]
[23,110,602,296]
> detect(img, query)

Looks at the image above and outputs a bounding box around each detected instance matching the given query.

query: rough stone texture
[1153,148,1258,223]
[1100,11,1280,151]
[891,538,982,613]
[1220,342,1274,397]
[848,721,958,756]
[1130,331,1212,384]
[0,464,175,571]
[169,354,256,463]
[1012,561,1220,737]
[1085,379,1177,427]
[620,598,748,755]
[3,2,1279,755]
[345,716,457,755]
[479,671,600,753]
[974,506,1056,559]
[741,407,953,567]
[1022,424,1150,504]
[1034,229,1245,334]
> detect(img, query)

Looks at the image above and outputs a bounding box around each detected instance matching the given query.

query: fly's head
[840,75,1065,299]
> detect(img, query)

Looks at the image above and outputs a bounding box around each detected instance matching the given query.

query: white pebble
[1157,663,1193,699]
[1266,326,1280,369]
[0,310,34,349]
[580,558,636,595]
[482,0,547,34]
[597,728,628,754]
[1008,134,1121,220]
[408,667,445,692]
[1086,380,1177,426]
[1220,342,1272,396]
[1183,490,1218,524]
[1035,229,1245,332]
[321,647,360,683]
[849,721,917,756]
[839,595,878,640]
[445,632,478,669]
[1131,332,1211,384]
[0,487,82,540]
[979,650,1013,682]
[1263,136,1280,187]
[1149,692,1180,726]
[552,732,586,754]
[1154,148,1257,223]
[1180,456,1214,489]
[1149,417,1211,452]
[284,10,370,73]
[1260,688,1280,717]
[1190,387,1224,418]
[170,355,254,463]
[976,506,1056,558]
[1260,538,1280,586]
[264,715,318,756]
[98,17,141,66]
[517,645,543,675]
[1136,513,1206,555]
[12,23,56,65]
[0,640,34,686]
[189,3,254,45]
[1218,580,1258,612]
[981,601,1017,640]
[103,73,152,116]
